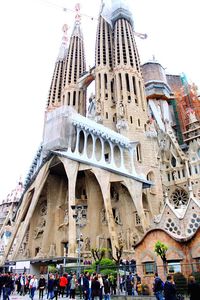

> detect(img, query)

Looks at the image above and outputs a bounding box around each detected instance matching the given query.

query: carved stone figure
[35,247,46,258]
[131,232,139,246]
[114,208,122,225]
[96,98,102,115]
[34,218,46,239]
[58,209,69,230]
[119,102,125,118]
[84,237,91,251]
[48,244,56,257]
[100,208,107,225]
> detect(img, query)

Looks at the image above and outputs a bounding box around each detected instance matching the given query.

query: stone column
[61,157,79,257]
[10,160,51,260]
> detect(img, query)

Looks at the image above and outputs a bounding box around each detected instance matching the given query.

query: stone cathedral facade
[1,0,200,277]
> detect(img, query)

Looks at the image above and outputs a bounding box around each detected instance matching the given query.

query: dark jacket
[154,277,164,292]
[91,279,100,297]
[103,278,110,294]
[38,278,46,288]
[164,280,177,300]
[188,282,200,300]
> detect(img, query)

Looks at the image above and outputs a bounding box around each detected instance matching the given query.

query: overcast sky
[0,0,199,200]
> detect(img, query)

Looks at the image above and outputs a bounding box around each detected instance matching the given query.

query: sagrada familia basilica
[0,0,200,281]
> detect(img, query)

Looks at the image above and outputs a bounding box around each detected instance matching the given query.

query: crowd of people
[0,271,200,300]
[153,272,200,300]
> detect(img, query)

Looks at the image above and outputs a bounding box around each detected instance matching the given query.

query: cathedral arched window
[171,156,177,167]
[170,188,189,209]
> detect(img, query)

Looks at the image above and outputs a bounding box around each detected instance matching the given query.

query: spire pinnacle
[57,24,69,61]
[75,3,81,25]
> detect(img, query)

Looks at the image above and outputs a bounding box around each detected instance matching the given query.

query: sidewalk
[9,292,157,300]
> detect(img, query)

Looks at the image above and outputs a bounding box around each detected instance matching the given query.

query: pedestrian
[29,275,38,300]
[164,275,177,300]
[78,274,84,299]
[103,275,111,300]
[70,274,77,300]
[38,274,46,300]
[153,272,164,300]
[53,274,60,300]
[91,275,100,300]
[98,274,103,300]
[59,273,68,297]
[82,271,90,300]
[188,275,200,300]
[47,274,55,300]
[3,273,14,300]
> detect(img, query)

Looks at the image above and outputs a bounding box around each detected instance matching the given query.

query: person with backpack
[153,273,164,300]
[164,275,177,300]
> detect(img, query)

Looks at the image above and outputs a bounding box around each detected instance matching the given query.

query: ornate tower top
[57,24,69,62]
[111,0,133,26]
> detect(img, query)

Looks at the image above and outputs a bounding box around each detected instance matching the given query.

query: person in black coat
[38,275,46,299]
[188,275,200,300]
[164,275,177,300]
[91,275,100,300]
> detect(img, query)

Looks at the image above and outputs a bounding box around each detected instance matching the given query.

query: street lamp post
[71,205,87,277]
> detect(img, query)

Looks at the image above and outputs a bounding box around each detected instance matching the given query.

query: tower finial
[62,24,69,47]
[75,3,81,24]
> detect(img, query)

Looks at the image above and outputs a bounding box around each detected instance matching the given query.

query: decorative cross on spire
[62,24,69,46]
[75,3,81,24]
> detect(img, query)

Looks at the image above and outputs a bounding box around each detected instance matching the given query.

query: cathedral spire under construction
[62,4,86,115]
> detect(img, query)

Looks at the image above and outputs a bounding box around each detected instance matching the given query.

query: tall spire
[62,3,86,115]
[46,25,69,111]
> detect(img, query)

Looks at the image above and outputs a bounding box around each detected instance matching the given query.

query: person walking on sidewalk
[59,274,68,298]
[29,275,38,300]
[38,275,46,300]
[153,272,164,300]
[164,275,177,300]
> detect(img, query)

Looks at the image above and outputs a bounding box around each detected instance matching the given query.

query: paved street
[9,291,158,300]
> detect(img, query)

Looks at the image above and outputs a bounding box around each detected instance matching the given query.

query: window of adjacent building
[143,262,155,275]
[168,261,181,274]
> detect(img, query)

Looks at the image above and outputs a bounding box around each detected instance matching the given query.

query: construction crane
[134,31,148,39]
[40,0,148,39]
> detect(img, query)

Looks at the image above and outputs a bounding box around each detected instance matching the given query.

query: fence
[60,262,200,297]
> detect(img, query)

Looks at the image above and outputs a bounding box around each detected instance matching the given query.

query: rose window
[170,189,189,208]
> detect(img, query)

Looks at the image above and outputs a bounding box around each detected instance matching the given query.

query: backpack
[155,278,164,291]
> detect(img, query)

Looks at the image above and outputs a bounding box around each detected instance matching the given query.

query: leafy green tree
[109,245,123,293]
[154,241,168,277]
[91,247,107,272]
